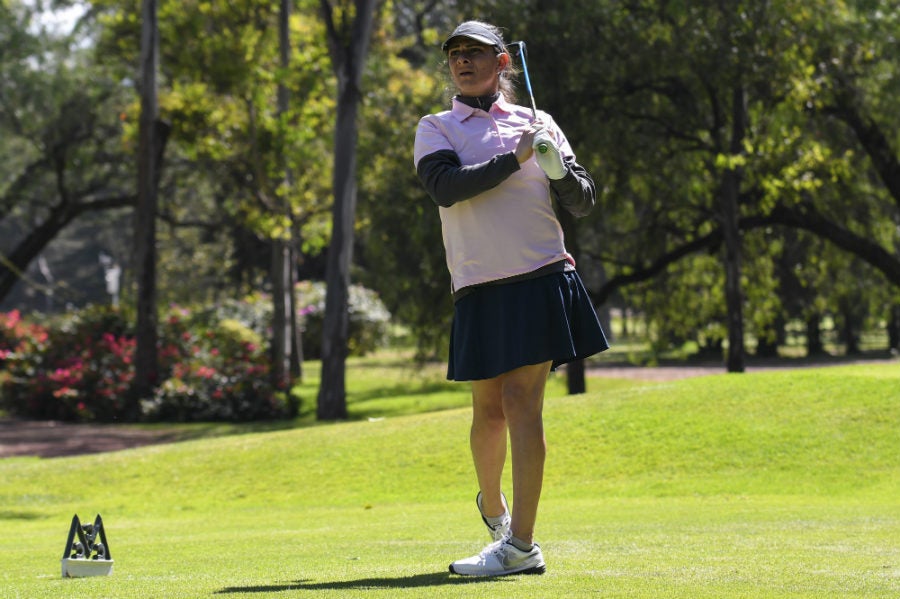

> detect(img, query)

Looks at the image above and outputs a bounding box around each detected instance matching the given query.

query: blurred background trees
[1,0,897,419]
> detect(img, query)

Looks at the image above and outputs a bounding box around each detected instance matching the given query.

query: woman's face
[447,39,509,97]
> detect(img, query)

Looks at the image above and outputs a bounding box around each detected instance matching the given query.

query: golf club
[508,40,548,153]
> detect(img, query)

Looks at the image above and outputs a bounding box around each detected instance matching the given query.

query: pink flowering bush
[1,311,51,412]
[0,310,49,359]
[1,307,134,421]
[0,305,296,423]
[143,309,295,422]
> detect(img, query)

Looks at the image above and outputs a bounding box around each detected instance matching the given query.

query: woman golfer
[413,20,609,576]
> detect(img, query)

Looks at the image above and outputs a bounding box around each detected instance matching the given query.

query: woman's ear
[497,52,510,72]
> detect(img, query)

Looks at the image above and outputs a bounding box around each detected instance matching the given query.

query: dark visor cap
[441,21,504,52]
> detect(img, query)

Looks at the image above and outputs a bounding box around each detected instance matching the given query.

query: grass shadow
[0,510,45,520]
[348,381,460,404]
[215,571,506,593]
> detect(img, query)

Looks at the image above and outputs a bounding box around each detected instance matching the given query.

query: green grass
[295,352,593,419]
[1,362,898,598]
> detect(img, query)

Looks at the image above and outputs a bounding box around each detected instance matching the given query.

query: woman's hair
[444,21,519,103]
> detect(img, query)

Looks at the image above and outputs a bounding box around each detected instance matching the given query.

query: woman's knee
[472,403,506,433]
[501,385,544,424]
[502,367,548,411]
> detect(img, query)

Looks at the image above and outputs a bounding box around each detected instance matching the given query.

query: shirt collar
[450,94,513,121]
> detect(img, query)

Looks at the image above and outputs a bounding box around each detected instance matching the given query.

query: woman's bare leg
[470,361,551,540]
[470,377,507,517]
[498,361,551,545]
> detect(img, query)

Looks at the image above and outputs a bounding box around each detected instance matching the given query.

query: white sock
[484,512,507,527]
[509,535,533,551]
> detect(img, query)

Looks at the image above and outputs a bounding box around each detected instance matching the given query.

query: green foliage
[5,0,899,370]
[356,24,454,359]
[298,281,394,359]
[0,1,136,309]
[90,0,337,299]
[0,305,295,423]
[143,307,294,422]
[194,282,392,360]
[0,307,135,421]
[507,0,900,358]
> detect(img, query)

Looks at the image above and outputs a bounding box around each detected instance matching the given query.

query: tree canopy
[2,0,898,390]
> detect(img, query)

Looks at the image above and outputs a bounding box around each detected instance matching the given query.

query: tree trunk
[806,313,824,356]
[316,0,377,420]
[271,241,292,385]
[290,223,304,381]
[721,82,746,373]
[317,91,358,420]
[840,300,860,355]
[888,304,900,352]
[557,208,586,394]
[131,0,162,413]
[271,0,293,388]
[290,250,303,381]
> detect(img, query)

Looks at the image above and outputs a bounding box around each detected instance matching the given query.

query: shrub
[142,308,295,422]
[208,282,392,360]
[295,281,392,359]
[0,282,390,423]
[0,310,49,361]
[0,310,51,414]
[1,307,134,421]
[0,306,296,423]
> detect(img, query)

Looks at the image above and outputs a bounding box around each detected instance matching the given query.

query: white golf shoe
[476,491,511,541]
[449,536,546,577]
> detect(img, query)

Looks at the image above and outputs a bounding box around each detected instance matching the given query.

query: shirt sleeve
[539,112,596,218]
[415,149,521,208]
[549,157,596,217]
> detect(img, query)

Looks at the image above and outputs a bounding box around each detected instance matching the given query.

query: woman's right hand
[515,126,538,164]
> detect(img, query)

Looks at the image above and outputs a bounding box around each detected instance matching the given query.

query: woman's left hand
[533,130,566,179]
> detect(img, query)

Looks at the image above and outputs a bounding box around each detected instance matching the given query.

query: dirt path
[0,419,180,459]
[588,355,897,381]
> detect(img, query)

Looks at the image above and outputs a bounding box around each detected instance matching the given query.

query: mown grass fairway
[1,362,898,598]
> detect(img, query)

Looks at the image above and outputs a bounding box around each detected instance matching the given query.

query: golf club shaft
[511,40,548,153]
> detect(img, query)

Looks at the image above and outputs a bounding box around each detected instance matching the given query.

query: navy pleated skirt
[447,270,609,381]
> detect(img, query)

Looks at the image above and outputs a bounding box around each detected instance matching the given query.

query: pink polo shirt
[414,96,574,293]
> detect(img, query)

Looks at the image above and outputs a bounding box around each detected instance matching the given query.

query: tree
[271,0,297,386]
[316,0,379,420]
[520,0,900,363]
[0,1,134,309]
[9,0,898,381]
[93,0,336,383]
[131,0,169,408]
[355,5,453,361]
